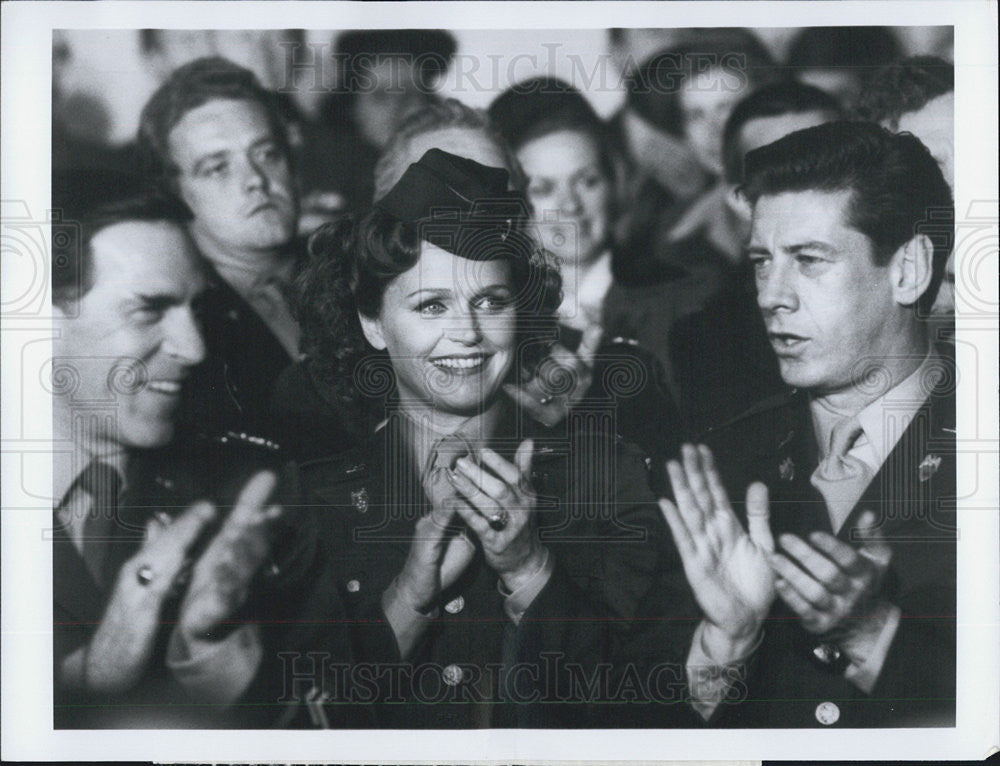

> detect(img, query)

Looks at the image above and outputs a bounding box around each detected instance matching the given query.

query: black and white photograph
[1,1,997,762]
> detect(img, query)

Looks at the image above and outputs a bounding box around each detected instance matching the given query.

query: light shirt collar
[810,347,939,469]
[53,449,128,510]
[386,398,509,481]
[559,249,613,332]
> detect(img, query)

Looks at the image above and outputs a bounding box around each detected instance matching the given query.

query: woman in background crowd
[489,78,685,459]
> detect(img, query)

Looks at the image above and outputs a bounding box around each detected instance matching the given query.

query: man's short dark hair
[722,80,844,183]
[855,56,954,129]
[52,193,193,309]
[742,120,954,313]
[137,56,289,193]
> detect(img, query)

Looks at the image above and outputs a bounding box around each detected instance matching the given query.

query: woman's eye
[417,300,447,316]
[475,294,512,312]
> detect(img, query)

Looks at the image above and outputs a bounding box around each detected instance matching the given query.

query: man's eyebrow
[131,292,181,310]
[787,241,836,254]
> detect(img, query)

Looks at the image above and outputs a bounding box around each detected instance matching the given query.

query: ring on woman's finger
[538,395,554,406]
[488,510,509,531]
[136,565,155,586]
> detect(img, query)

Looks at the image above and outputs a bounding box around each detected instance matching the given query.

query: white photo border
[2,1,997,761]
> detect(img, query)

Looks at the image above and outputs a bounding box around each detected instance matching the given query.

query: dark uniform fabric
[697,361,957,728]
[602,236,737,410]
[53,441,353,729]
[295,411,674,728]
[270,360,369,463]
[668,268,785,436]
[178,254,301,447]
[556,325,683,493]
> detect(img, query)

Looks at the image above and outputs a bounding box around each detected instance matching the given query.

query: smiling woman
[284,148,676,728]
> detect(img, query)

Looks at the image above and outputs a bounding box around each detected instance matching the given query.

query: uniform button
[815,701,840,725]
[442,663,464,686]
[346,579,361,593]
[444,596,465,614]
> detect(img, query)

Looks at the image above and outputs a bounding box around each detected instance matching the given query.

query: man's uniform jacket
[53,442,350,729]
[179,260,298,446]
[294,411,675,728]
[699,365,957,728]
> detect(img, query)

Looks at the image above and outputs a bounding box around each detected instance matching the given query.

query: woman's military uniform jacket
[295,411,675,728]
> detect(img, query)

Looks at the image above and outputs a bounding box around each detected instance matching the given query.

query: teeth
[148,380,182,394]
[772,335,804,347]
[433,357,485,370]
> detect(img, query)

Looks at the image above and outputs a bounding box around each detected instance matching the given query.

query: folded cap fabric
[375,148,532,262]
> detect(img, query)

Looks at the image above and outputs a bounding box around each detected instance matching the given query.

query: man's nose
[163,308,207,366]
[242,156,270,193]
[756,259,798,314]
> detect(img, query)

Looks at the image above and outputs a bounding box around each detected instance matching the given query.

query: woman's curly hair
[296,208,562,418]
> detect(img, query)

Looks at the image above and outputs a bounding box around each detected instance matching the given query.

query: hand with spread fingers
[175,470,282,642]
[659,444,777,657]
[61,499,218,695]
[770,510,893,639]
[503,324,602,428]
[446,439,547,593]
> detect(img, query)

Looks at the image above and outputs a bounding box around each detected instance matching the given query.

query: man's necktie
[252,277,301,359]
[76,461,123,589]
[810,415,875,532]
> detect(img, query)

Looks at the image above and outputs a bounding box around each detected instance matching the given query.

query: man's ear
[723,184,752,226]
[890,233,934,307]
[358,311,386,350]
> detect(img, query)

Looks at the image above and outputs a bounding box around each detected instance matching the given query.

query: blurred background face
[169,98,297,259]
[517,129,613,266]
[352,59,432,149]
[681,66,747,177]
[361,243,518,419]
[54,221,207,452]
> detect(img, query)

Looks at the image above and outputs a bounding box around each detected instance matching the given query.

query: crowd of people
[51,26,957,730]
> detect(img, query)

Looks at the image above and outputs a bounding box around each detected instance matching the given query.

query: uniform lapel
[761,392,832,538]
[52,516,106,625]
[837,380,955,542]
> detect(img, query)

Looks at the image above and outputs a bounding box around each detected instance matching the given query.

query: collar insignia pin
[351,488,369,514]
[918,454,942,482]
[778,456,795,482]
